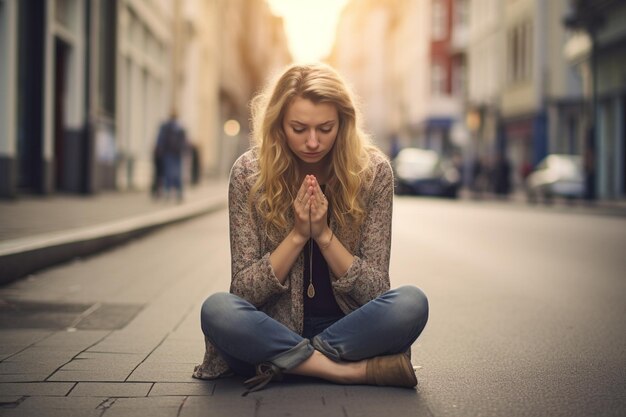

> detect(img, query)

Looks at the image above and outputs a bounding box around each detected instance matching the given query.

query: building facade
[564,0,626,200]
[498,0,588,188]
[328,0,467,158]
[423,0,467,156]
[328,0,400,155]
[466,0,504,175]
[0,0,181,197]
[115,0,174,190]
[215,0,292,176]
[0,0,291,198]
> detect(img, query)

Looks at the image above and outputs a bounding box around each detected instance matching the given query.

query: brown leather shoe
[365,353,417,388]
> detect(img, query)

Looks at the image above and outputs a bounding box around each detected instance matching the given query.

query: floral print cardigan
[193,148,394,379]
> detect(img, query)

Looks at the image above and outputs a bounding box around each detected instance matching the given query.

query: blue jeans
[162,155,182,198]
[200,285,429,377]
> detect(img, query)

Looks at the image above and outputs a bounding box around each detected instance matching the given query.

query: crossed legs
[200,286,429,385]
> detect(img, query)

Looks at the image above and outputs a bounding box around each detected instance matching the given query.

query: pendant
[307,283,315,298]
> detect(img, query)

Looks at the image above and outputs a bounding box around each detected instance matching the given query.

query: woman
[194,63,428,394]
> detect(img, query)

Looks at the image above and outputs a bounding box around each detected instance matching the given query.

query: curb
[0,197,226,286]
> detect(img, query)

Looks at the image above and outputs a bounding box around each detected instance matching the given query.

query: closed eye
[290,124,335,134]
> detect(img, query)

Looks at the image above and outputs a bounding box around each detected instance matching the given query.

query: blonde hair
[250,63,379,241]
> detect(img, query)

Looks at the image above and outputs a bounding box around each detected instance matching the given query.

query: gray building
[0,0,171,198]
[0,0,292,199]
[565,0,626,200]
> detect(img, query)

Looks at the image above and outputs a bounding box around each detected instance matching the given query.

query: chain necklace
[307,207,315,298]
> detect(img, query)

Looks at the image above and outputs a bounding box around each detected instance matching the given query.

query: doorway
[16,0,45,192]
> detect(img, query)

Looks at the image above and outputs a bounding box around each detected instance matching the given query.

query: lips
[302,152,322,158]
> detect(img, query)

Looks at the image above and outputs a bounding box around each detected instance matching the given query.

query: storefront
[503,112,547,188]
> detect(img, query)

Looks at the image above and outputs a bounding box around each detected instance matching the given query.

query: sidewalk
[457,187,626,217]
[0,181,229,285]
[0,185,429,417]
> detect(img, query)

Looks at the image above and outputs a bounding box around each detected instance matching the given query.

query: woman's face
[282,97,339,166]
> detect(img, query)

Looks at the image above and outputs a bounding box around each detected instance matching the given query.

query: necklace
[307,208,315,298]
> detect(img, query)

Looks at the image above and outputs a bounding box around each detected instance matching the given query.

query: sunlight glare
[267,0,349,63]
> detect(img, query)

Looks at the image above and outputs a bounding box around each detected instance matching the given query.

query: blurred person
[471,155,490,199]
[451,150,464,185]
[151,143,164,199]
[190,144,201,185]
[520,159,533,185]
[155,110,188,201]
[194,64,429,395]
[492,152,511,198]
[389,133,401,158]
[583,132,596,202]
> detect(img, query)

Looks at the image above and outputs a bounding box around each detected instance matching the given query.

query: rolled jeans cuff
[311,335,342,362]
[268,339,314,371]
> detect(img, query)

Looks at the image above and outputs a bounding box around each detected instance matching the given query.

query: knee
[392,285,429,327]
[200,292,236,333]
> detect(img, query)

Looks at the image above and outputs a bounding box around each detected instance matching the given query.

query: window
[452,60,466,97]
[432,0,447,41]
[507,19,533,85]
[98,0,116,116]
[525,21,533,80]
[454,0,468,28]
[431,61,446,96]
[55,0,74,29]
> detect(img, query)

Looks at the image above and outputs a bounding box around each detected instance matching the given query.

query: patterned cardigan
[193,148,394,379]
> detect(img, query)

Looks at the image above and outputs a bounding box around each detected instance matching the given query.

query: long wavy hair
[249,63,379,242]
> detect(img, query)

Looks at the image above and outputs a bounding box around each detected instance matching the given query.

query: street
[1,197,625,416]
[392,197,626,416]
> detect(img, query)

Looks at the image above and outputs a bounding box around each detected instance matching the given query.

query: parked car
[392,148,461,198]
[526,154,584,203]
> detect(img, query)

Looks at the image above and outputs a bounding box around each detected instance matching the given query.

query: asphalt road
[391,196,626,416]
[1,197,625,416]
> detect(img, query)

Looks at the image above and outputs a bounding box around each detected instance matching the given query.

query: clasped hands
[293,175,332,245]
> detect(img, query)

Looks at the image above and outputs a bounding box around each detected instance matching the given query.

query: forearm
[316,229,354,278]
[269,229,308,284]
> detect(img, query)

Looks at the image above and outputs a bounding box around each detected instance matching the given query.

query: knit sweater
[193,148,394,379]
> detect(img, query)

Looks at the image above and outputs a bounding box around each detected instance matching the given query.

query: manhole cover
[0,300,144,330]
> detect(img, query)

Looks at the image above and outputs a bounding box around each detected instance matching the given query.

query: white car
[392,148,461,198]
[527,154,584,203]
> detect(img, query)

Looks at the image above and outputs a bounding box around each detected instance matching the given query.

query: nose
[305,129,319,149]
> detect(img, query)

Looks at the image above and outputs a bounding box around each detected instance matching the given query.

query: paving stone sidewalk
[0,205,430,417]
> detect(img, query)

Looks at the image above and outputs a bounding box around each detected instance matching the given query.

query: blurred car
[392,148,461,198]
[526,154,584,203]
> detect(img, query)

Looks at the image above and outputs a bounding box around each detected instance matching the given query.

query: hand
[293,175,313,242]
[308,176,330,241]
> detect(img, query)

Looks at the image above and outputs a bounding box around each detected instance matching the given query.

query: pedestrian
[194,64,429,395]
[471,156,485,198]
[150,143,164,199]
[155,110,188,201]
[583,132,596,202]
[492,152,511,198]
